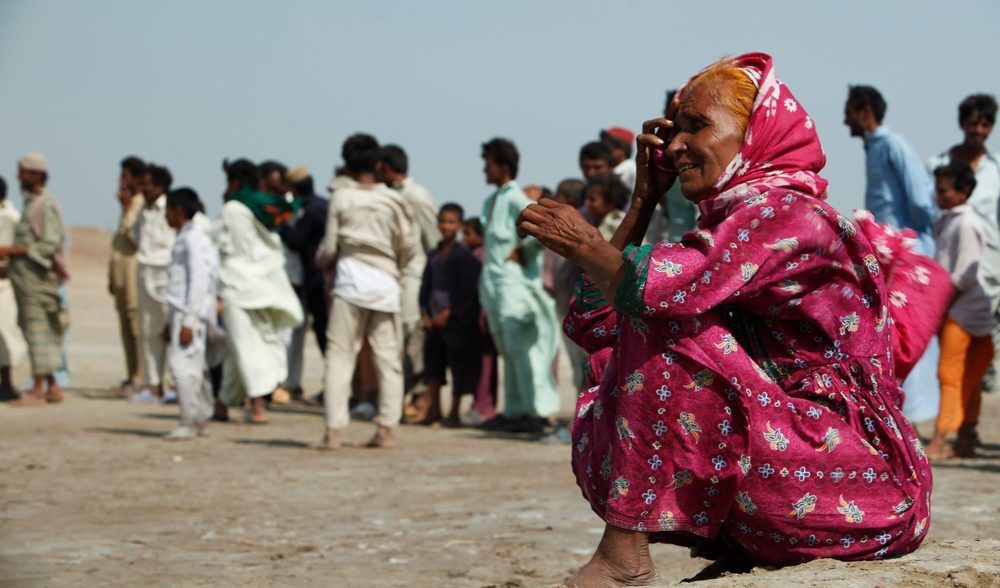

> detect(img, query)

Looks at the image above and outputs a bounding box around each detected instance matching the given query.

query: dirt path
[1,228,998,587]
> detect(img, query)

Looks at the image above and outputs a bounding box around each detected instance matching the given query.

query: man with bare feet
[132,163,175,404]
[409,203,482,427]
[0,175,28,400]
[313,134,419,450]
[213,159,302,425]
[109,156,146,394]
[0,153,69,406]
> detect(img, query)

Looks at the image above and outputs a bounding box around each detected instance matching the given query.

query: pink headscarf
[682,53,829,226]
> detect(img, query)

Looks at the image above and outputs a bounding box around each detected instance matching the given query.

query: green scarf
[230,186,298,231]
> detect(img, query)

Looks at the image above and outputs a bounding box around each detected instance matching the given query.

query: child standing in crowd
[162,188,220,440]
[582,172,628,242]
[410,203,483,426]
[461,217,497,424]
[928,161,996,459]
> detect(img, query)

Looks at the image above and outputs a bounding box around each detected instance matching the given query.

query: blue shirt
[864,125,937,255]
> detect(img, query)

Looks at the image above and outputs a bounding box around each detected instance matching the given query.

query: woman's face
[666,83,746,202]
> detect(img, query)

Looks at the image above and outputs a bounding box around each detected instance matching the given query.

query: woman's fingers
[641,117,671,134]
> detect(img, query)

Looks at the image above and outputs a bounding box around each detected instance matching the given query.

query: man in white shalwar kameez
[0,176,28,398]
[132,164,176,403]
[163,188,219,439]
[212,159,302,424]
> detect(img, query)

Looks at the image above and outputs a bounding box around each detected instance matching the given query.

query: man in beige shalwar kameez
[0,153,69,406]
[109,156,146,392]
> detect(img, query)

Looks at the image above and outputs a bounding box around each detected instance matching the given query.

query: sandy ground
[2,227,999,587]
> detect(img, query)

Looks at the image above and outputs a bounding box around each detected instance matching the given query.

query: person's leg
[0,366,12,392]
[444,324,482,425]
[409,328,447,424]
[306,287,328,355]
[929,317,968,459]
[956,334,994,457]
[366,311,403,447]
[564,524,659,587]
[114,286,135,384]
[316,299,364,448]
[281,320,306,394]
[137,271,163,394]
[168,315,204,434]
[11,300,62,405]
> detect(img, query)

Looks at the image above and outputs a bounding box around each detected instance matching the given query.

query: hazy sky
[2,1,999,231]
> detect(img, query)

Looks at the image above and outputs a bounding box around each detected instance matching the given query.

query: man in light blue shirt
[845,85,938,255]
[845,85,940,422]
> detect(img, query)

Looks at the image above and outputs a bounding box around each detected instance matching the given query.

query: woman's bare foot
[564,524,659,587]
[364,426,394,448]
[310,429,342,451]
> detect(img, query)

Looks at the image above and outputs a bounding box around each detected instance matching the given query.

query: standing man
[844,85,938,253]
[213,158,301,424]
[132,163,176,404]
[600,127,636,191]
[109,156,146,394]
[259,160,305,404]
[478,138,560,433]
[927,95,1000,394]
[0,175,28,399]
[376,145,441,411]
[845,85,940,422]
[313,134,420,450]
[0,153,69,406]
[279,166,329,356]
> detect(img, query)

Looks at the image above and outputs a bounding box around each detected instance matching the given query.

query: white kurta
[0,201,27,368]
[212,200,303,403]
[134,195,175,387]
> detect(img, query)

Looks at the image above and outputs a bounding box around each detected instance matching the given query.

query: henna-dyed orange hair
[684,58,758,139]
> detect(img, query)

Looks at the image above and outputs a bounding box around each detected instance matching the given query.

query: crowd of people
[0,50,997,582]
[0,128,687,447]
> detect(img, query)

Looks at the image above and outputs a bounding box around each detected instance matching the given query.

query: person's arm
[120,195,143,248]
[518,118,677,302]
[892,140,938,231]
[396,208,421,275]
[448,246,482,324]
[11,200,63,268]
[317,197,340,268]
[950,216,986,293]
[181,232,213,331]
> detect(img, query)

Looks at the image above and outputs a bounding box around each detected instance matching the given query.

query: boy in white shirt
[928,161,996,459]
[162,188,219,440]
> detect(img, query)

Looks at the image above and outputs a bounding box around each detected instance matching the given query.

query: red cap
[601,127,634,146]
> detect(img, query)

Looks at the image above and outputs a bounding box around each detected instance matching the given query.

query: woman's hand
[516,198,603,265]
[634,117,679,203]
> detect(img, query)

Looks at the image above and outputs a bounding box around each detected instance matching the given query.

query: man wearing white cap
[0,153,69,405]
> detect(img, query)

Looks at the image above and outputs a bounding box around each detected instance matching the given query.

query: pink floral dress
[566,53,932,566]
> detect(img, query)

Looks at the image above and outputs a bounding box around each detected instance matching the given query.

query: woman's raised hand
[634,117,678,203]
[516,198,603,264]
